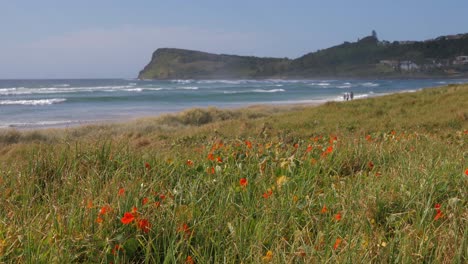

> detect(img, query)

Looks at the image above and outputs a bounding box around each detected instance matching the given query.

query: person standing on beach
[350,91,354,100]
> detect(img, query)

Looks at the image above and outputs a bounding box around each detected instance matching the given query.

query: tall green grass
[0,84,466,263]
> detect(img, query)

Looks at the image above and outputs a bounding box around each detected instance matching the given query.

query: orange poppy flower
[138,219,151,233]
[333,238,342,250]
[334,212,342,221]
[96,216,103,224]
[142,197,149,205]
[186,160,194,166]
[99,205,112,215]
[263,189,273,199]
[216,157,223,163]
[306,144,313,153]
[465,168,468,176]
[186,255,195,264]
[121,212,135,224]
[239,178,248,188]
[118,188,125,197]
[320,205,327,214]
[365,135,372,142]
[207,153,215,161]
[245,140,252,149]
[434,210,443,220]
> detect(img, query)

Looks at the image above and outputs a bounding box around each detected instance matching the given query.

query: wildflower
[239,178,248,188]
[96,216,103,224]
[118,188,125,197]
[112,244,123,255]
[159,194,166,200]
[145,162,151,170]
[333,238,342,250]
[334,212,342,221]
[86,199,93,209]
[276,175,289,189]
[99,205,112,215]
[142,197,149,205]
[216,156,223,163]
[207,153,215,161]
[329,135,338,144]
[325,146,333,153]
[154,201,161,208]
[434,204,443,220]
[263,189,273,199]
[368,161,374,170]
[365,135,372,142]
[245,140,252,149]
[121,212,135,224]
[186,160,194,166]
[465,168,468,176]
[186,255,195,264]
[138,219,151,233]
[294,143,299,149]
[306,144,313,153]
[178,223,192,238]
[208,167,215,174]
[262,250,273,262]
[320,205,328,214]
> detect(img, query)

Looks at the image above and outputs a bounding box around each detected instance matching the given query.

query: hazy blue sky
[1,0,467,79]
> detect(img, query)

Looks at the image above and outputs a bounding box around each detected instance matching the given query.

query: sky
[1,0,467,79]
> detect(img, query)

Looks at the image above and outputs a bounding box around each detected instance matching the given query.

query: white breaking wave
[53,84,70,87]
[224,89,285,94]
[252,89,285,93]
[171,79,194,84]
[176,86,199,90]
[124,88,143,92]
[361,82,379,87]
[0,98,67,106]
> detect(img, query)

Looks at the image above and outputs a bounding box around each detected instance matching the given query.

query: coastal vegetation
[0,84,467,263]
[138,33,468,79]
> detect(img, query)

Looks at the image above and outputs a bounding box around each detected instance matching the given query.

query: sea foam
[0,98,66,106]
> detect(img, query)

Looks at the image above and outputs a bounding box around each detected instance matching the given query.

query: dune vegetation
[0,84,466,263]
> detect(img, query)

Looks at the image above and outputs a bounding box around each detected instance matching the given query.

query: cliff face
[138,34,468,79]
[138,48,290,79]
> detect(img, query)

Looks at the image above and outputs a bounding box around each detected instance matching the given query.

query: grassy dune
[0,84,467,263]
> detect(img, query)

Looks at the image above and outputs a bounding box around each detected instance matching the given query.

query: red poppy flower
[142,197,149,205]
[365,135,372,142]
[186,160,194,166]
[138,219,151,233]
[294,143,299,149]
[96,216,103,224]
[216,157,223,163]
[208,167,215,174]
[121,212,135,224]
[118,188,125,197]
[434,203,441,210]
[368,161,374,170]
[334,213,342,221]
[329,135,338,144]
[306,144,313,153]
[465,168,468,176]
[145,162,151,170]
[333,238,342,250]
[245,140,252,149]
[239,178,248,188]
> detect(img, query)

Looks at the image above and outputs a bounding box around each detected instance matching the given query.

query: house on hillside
[400,61,419,71]
[453,56,468,65]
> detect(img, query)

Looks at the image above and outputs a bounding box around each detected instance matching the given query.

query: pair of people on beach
[343,91,354,101]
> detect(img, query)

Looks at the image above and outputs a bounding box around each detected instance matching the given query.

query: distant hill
[138,33,468,79]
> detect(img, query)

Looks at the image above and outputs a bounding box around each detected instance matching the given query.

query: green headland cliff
[138,33,468,79]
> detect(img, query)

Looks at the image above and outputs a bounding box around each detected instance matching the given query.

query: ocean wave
[361,82,379,87]
[0,98,67,106]
[171,79,194,84]
[252,89,285,93]
[224,89,285,94]
[336,85,352,89]
[53,84,70,87]
[308,82,331,86]
[124,88,143,92]
[176,86,199,90]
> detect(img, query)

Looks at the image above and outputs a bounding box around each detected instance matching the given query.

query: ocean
[0,78,466,129]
